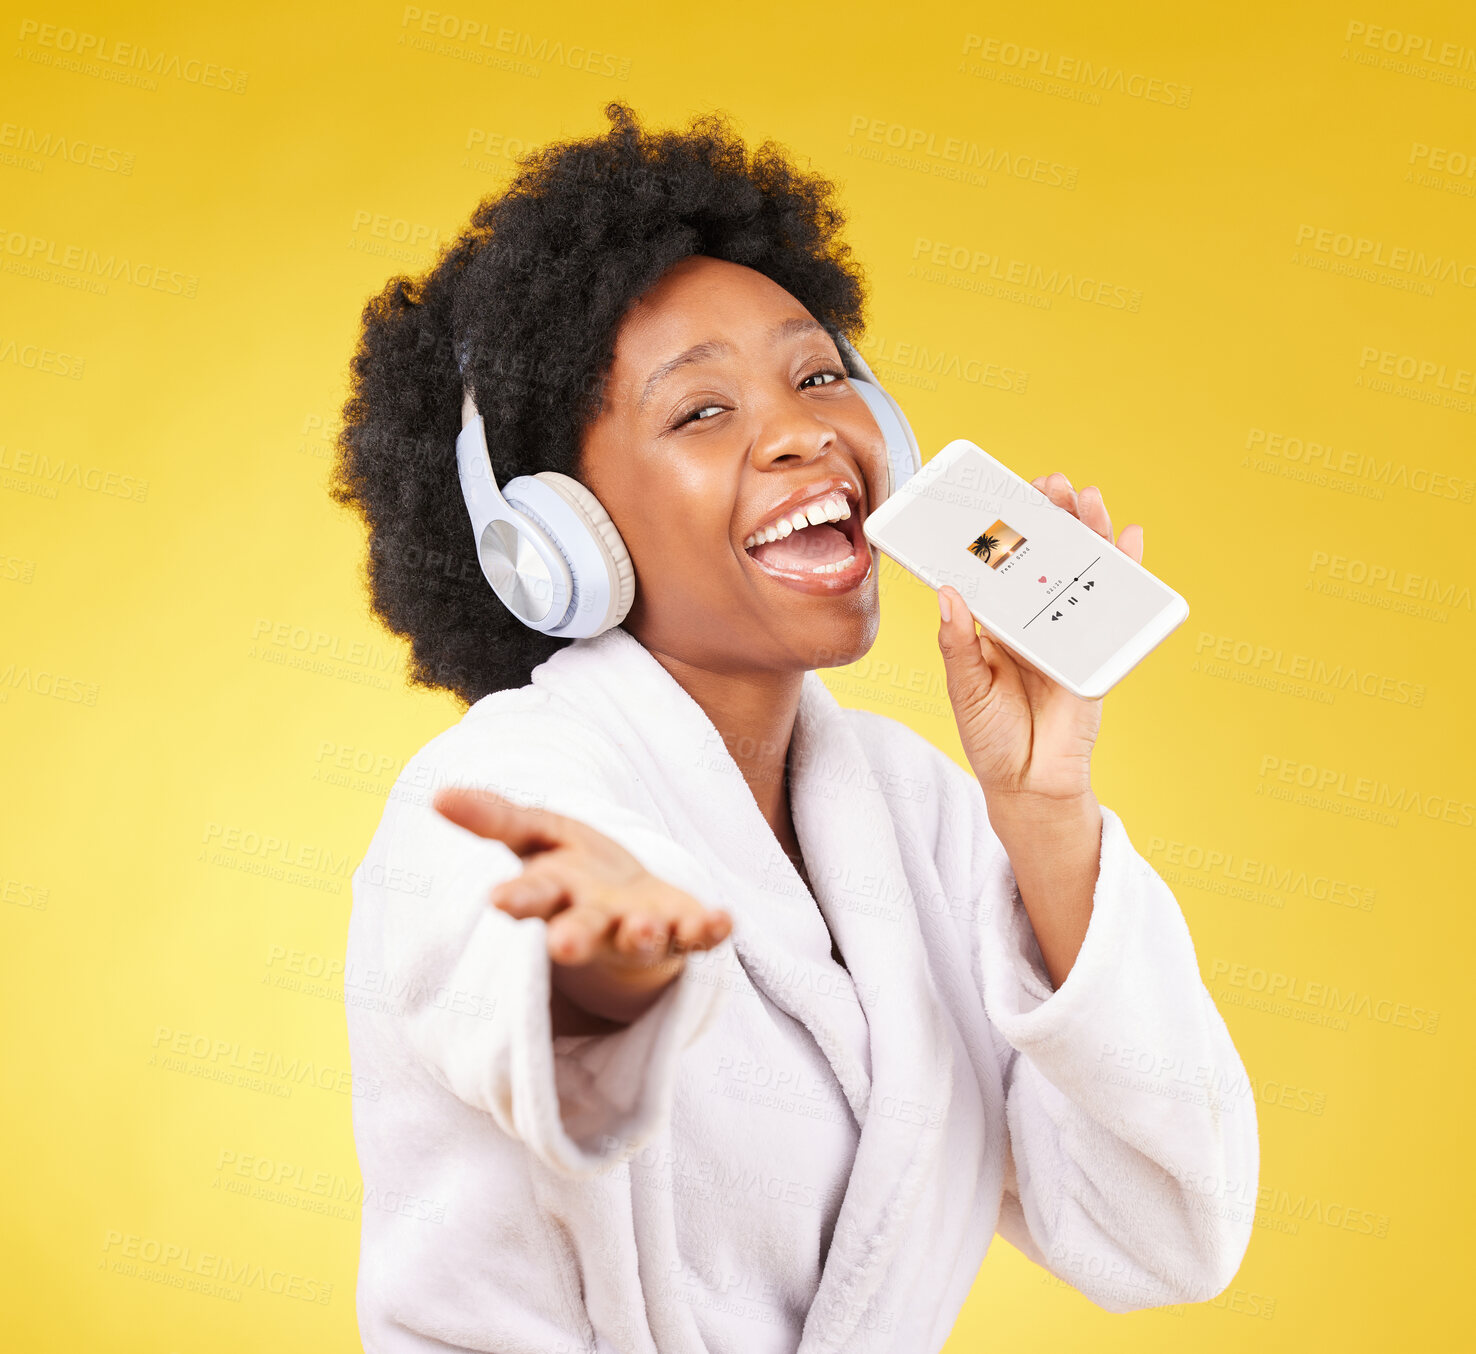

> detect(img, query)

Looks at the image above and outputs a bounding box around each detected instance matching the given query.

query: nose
[747,387,838,471]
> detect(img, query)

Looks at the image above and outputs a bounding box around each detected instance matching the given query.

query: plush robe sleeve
[924,750,1260,1311]
[361,703,734,1180]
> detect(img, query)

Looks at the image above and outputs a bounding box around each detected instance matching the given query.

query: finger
[1038,471,1079,515]
[488,869,568,919]
[937,584,1028,716]
[545,903,618,965]
[494,851,599,918]
[979,628,1049,703]
[937,583,995,701]
[1075,485,1114,541]
[991,631,1048,683]
[672,905,732,953]
[433,786,581,857]
[612,909,673,958]
[1117,522,1144,564]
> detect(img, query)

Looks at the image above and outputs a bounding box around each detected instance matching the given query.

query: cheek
[837,407,891,498]
[626,503,739,595]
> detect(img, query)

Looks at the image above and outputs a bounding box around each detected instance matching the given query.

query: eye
[668,367,847,430]
[672,401,726,428]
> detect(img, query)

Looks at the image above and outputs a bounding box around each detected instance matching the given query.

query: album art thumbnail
[968,520,1025,569]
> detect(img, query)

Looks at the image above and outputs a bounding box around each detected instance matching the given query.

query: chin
[793,586,881,673]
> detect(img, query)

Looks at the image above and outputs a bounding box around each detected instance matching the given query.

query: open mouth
[742,491,873,594]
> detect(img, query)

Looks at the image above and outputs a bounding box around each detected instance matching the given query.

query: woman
[333,102,1258,1354]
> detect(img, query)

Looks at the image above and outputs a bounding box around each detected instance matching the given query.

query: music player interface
[875,447,1171,682]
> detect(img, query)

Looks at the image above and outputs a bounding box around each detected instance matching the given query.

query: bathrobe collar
[531,625,958,1351]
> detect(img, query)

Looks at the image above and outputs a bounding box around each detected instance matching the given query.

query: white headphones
[454,330,921,638]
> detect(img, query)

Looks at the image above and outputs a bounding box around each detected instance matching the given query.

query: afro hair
[329,100,869,705]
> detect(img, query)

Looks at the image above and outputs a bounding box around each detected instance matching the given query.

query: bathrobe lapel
[533,629,959,1352]
[787,670,958,1353]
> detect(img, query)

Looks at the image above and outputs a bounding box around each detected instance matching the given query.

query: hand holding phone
[862,439,1185,804]
[862,439,1186,701]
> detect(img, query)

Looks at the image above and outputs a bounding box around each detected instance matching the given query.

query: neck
[645,646,804,846]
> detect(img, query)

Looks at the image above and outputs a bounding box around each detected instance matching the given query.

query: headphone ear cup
[532,472,636,631]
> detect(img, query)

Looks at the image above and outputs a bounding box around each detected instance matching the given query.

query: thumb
[938,587,997,717]
[433,786,565,856]
[932,584,1027,723]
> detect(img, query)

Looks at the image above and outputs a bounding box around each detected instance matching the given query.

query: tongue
[749,521,853,571]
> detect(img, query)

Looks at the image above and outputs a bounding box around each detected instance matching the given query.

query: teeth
[753,549,859,577]
[806,551,858,575]
[744,492,852,550]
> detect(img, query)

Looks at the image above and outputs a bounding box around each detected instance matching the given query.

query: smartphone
[862,438,1188,699]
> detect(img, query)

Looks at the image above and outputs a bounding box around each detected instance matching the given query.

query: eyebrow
[637,315,828,410]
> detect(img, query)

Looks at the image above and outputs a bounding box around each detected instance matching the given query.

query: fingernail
[938,589,952,624]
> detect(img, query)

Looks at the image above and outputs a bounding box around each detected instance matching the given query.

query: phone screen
[866,442,1179,690]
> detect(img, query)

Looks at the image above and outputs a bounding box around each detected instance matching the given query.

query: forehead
[615,257,811,357]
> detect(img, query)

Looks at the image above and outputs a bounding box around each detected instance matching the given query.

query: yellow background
[3,1,1471,1348]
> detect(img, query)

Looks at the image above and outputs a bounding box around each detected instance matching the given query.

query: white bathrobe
[344,625,1258,1354]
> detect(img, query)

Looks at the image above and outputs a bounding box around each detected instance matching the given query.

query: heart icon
[1037,576,1046,583]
